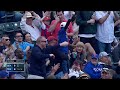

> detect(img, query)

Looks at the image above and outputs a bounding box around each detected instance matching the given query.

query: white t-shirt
[68,69,84,78]
[95,11,115,43]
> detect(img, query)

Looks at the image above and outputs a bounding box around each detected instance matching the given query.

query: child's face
[76,46,83,53]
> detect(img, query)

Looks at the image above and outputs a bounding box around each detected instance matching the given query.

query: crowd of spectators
[0,11,120,79]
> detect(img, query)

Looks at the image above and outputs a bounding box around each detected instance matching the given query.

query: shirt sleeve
[67,22,73,33]
[20,18,27,31]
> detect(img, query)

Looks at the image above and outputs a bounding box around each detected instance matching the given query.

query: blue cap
[0,71,8,78]
[91,54,99,60]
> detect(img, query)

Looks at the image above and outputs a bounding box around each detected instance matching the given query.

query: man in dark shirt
[28,36,68,79]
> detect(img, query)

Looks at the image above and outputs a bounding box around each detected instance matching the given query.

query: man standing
[49,11,73,39]
[76,11,99,54]
[20,11,46,41]
[95,11,119,54]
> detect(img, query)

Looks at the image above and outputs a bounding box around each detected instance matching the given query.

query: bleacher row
[0,21,21,43]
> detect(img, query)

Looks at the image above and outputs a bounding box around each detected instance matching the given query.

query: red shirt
[50,19,73,39]
[41,25,52,39]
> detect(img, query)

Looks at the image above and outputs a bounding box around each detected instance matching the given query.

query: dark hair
[24,32,31,36]
[14,48,23,56]
[14,31,23,37]
[56,11,64,14]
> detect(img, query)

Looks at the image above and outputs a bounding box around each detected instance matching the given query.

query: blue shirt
[84,61,103,79]
[12,42,34,60]
[58,27,69,54]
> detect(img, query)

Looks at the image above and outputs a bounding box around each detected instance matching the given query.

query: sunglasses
[5,39,10,41]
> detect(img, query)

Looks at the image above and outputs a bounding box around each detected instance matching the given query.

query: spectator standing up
[49,11,73,39]
[95,11,119,54]
[76,11,99,54]
[83,54,103,79]
[20,11,46,41]
[28,36,68,79]
[41,16,52,39]
[12,32,31,60]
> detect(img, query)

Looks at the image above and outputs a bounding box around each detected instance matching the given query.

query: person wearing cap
[20,11,46,41]
[41,16,52,39]
[46,36,70,79]
[98,52,112,69]
[83,54,103,79]
[101,68,113,79]
[48,11,73,39]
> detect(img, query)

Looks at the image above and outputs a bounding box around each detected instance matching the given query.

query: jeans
[62,60,69,74]
[55,71,64,79]
[97,40,111,54]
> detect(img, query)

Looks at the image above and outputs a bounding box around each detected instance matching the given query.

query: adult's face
[76,46,83,53]
[56,11,64,22]
[15,33,23,42]
[48,40,57,46]
[40,37,47,48]
[91,59,98,65]
[26,17,33,25]
[16,50,24,59]
[2,37,10,46]
[25,33,31,42]
[101,71,111,79]
[101,56,109,64]
[43,20,50,26]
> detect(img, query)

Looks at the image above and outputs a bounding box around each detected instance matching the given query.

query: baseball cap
[99,52,109,59]
[91,54,99,60]
[102,68,110,73]
[47,36,57,42]
[43,16,51,21]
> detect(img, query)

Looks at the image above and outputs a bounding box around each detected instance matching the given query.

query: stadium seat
[13,21,21,31]
[3,22,14,32]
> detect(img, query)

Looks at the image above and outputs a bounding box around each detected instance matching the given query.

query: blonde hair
[76,42,85,49]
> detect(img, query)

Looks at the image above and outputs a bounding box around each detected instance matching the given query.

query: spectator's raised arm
[48,16,60,32]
